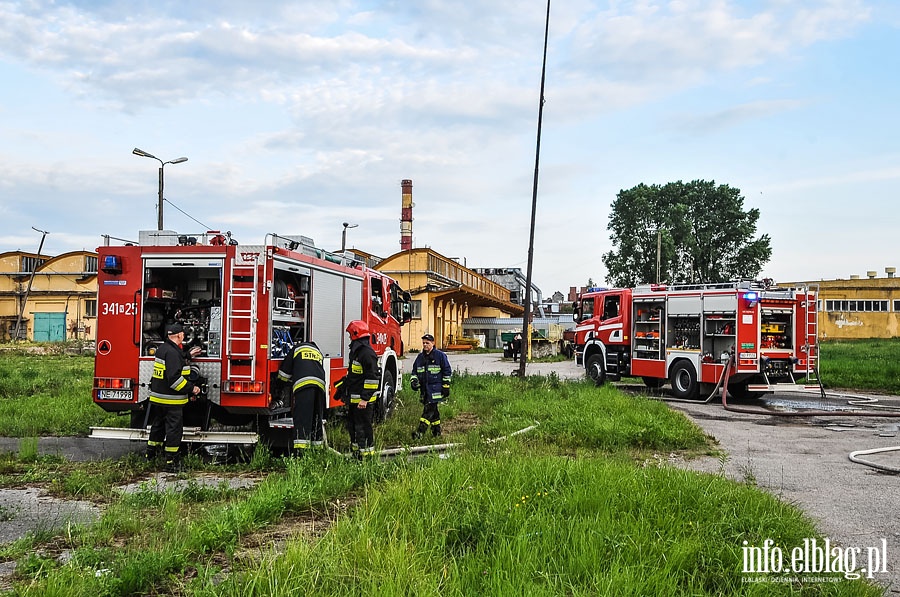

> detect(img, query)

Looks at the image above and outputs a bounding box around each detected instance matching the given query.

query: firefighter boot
[431,424,442,439]
[145,444,161,463]
[164,452,182,473]
[411,421,428,440]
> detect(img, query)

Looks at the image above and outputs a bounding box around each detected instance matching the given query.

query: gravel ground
[1,352,897,593]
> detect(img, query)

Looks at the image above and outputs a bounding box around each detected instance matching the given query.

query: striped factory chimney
[400,179,413,251]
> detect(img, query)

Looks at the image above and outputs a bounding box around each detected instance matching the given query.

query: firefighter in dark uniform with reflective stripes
[147,322,201,472]
[277,340,326,453]
[410,333,452,439]
[339,320,380,458]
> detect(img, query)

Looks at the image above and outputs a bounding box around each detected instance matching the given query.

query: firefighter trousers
[292,387,325,451]
[417,402,442,436]
[346,398,375,457]
[147,402,184,455]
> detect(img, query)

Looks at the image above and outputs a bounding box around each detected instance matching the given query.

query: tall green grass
[210,447,878,596]
[818,338,900,394]
[0,353,119,436]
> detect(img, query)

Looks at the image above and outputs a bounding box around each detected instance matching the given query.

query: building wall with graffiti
[782,269,900,340]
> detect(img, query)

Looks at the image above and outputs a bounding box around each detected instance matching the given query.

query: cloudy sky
[2,0,899,297]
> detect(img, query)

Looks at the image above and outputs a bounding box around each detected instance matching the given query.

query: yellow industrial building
[376,248,524,352]
[783,267,900,340]
[0,250,98,342]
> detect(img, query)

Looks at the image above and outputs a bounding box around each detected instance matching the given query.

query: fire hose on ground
[324,423,541,460]
[710,357,900,473]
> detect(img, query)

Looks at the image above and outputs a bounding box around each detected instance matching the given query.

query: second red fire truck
[90,230,411,447]
[571,280,819,399]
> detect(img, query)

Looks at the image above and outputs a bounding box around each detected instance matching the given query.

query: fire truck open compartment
[270,262,310,359]
[142,260,223,357]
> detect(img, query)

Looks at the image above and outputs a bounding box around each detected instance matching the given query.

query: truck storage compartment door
[310,269,362,364]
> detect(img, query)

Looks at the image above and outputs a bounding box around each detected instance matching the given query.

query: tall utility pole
[13,227,49,341]
[518,0,551,377]
[132,148,188,230]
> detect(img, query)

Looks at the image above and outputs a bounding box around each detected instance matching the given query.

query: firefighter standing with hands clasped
[335,320,380,459]
[146,322,202,472]
[410,333,452,439]
[277,339,327,455]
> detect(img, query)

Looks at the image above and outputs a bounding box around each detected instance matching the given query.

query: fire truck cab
[571,280,819,400]
[91,230,411,447]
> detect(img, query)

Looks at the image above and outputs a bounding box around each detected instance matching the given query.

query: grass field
[0,342,892,595]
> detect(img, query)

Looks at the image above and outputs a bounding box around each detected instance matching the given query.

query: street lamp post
[341,222,358,252]
[132,148,188,230]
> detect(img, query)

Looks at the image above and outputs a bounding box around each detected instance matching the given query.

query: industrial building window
[824,300,889,312]
[85,256,98,273]
[895,300,900,312]
[85,299,97,318]
[20,256,45,273]
[410,300,422,320]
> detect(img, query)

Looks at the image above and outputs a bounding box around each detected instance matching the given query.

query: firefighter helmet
[346,320,370,340]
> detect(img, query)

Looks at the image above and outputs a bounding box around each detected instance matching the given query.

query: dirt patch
[442,411,480,435]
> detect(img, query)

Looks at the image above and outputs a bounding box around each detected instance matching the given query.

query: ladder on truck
[800,285,822,391]
[226,253,259,381]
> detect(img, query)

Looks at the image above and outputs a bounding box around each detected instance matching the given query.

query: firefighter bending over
[410,333,452,439]
[146,322,201,472]
[338,320,380,459]
[277,340,326,454]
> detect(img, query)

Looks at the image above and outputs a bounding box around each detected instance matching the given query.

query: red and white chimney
[400,179,413,251]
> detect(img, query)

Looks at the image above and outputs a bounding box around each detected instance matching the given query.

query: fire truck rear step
[746,383,826,395]
[89,426,258,444]
[268,418,295,429]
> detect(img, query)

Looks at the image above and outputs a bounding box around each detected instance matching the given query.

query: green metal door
[33,312,67,342]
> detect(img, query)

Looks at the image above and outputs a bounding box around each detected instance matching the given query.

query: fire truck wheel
[375,379,396,423]
[585,354,606,386]
[669,361,699,400]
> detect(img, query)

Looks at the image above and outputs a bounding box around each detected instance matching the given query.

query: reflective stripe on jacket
[345,337,380,402]
[412,348,452,404]
[149,339,194,406]
[277,341,326,394]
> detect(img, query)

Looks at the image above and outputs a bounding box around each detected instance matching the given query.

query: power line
[164,197,211,231]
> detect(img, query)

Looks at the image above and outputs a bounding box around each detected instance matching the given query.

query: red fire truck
[571,280,819,399]
[90,230,411,447]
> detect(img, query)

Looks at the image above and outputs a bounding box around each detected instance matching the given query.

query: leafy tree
[602,180,771,287]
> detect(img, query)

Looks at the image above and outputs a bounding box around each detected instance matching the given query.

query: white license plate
[98,390,133,401]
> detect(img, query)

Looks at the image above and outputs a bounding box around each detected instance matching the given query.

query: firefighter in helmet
[277,339,326,454]
[147,322,201,472]
[410,333,452,439]
[336,320,380,458]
